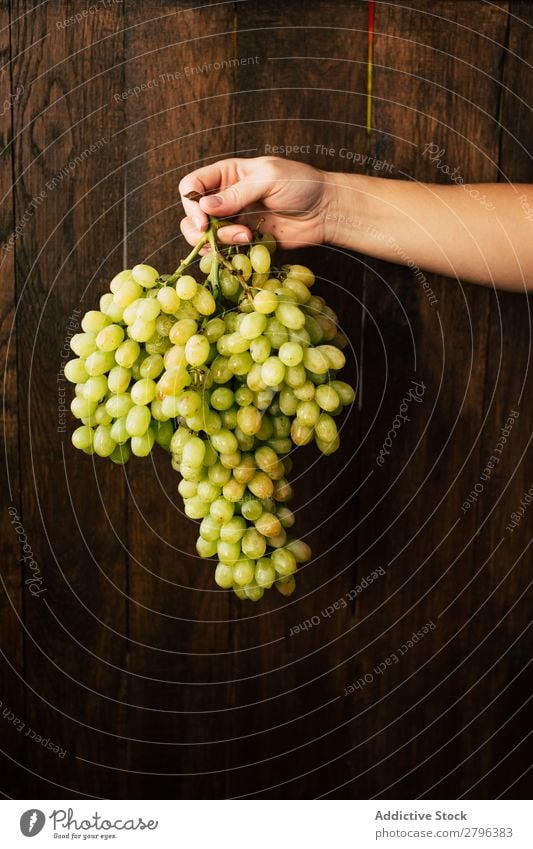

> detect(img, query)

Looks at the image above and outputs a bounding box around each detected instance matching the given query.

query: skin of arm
[179,156,532,291]
[322,173,533,291]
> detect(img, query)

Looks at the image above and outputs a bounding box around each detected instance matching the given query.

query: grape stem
[167,216,221,292]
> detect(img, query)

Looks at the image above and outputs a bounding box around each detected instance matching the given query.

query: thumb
[199,179,268,218]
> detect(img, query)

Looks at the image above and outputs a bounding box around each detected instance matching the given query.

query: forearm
[323,173,533,291]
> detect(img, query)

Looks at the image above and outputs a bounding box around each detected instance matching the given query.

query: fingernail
[193,216,205,230]
[234,232,249,243]
[204,194,223,207]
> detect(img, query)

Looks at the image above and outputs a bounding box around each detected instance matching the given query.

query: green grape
[208,462,232,486]
[184,497,210,519]
[185,334,210,366]
[241,498,263,522]
[271,547,297,576]
[241,528,266,559]
[297,400,321,427]
[196,537,218,558]
[286,538,312,562]
[140,354,164,379]
[211,429,238,455]
[199,515,221,541]
[283,264,315,287]
[273,478,293,502]
[226,332,250,354]
[232,558,255,586]
[64,358,89,384]
[236,405,262,436]
[108,366,131,394]
[197,480,220,503]
[110,416,129,444]
[110,442,131,464]
[179,479,198,499]
[235,386,254,406]
[82,375,108,402]
[131,428,155,457]
[240,311,267,340]
[71,396,97,420]
[114,279,143,307]
[132,263,159,288]
[94,425,116,457]
[72,425,94,451]
[130,378,157,405]
[81,310,111,333]
[315,413,338,443]
[151,416,174,451]
[291,419,314,446]
[315,384,340,411]
[157,286,180,314]
[253,290,278,314]
[137,298,161,322]
[249,336,271,363]
[210,497,234,525]
[222,478,246,502]
[276,302,305,330]
[70,332,97,358]
[329,380,355,406]
[217,540,241,564]
[219,516,246,543]
[214,562,233,588]
[283,276,311,303]
[115,339,140,368]
[93,404,113,425]
[105,393,134,418]
[276,575,296,596]
[125,404,151,437]
[193,287,216,316]
[96,324,124,352]
[255,559,276,588]
[244,583,264,602]
[159,366,188,396]
[182,436,206,467]
[265,318,289,348]
[294,380,315,401]
[248,471,274,499]
[278,341,303,367]
[279,388,299,416]
[129,318,156,343]
[250,243,271,274]
[204,317,225,342]
[229,352,253,376]
[231,253,252,280]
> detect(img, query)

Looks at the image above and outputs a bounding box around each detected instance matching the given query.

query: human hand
[179,156,333,249]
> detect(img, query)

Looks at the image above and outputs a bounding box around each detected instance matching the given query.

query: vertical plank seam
[470,3,512,797]
[8,0,28,794]
[353,0,377,615]
[122,0,130,651]
[228,0,239,800]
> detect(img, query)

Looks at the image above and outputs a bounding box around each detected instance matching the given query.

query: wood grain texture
[121,0,237,799]
[228,0,368,799]
[0,0,531,800]
[0,0,26,799]
[10,0,128,798]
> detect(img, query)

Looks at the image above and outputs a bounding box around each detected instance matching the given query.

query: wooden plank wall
[0,0,531,799]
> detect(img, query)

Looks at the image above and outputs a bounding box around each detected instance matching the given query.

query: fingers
[180,215,253,247]
[198,178,269,219]
[179,159,242,230]
[216,224,253,245]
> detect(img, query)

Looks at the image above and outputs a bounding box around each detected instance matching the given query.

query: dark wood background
[1,0,531,799]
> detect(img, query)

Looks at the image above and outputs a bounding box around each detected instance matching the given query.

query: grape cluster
[66,220,355,600]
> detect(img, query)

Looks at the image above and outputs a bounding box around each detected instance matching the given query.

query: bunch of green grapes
[65,220,355,600]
